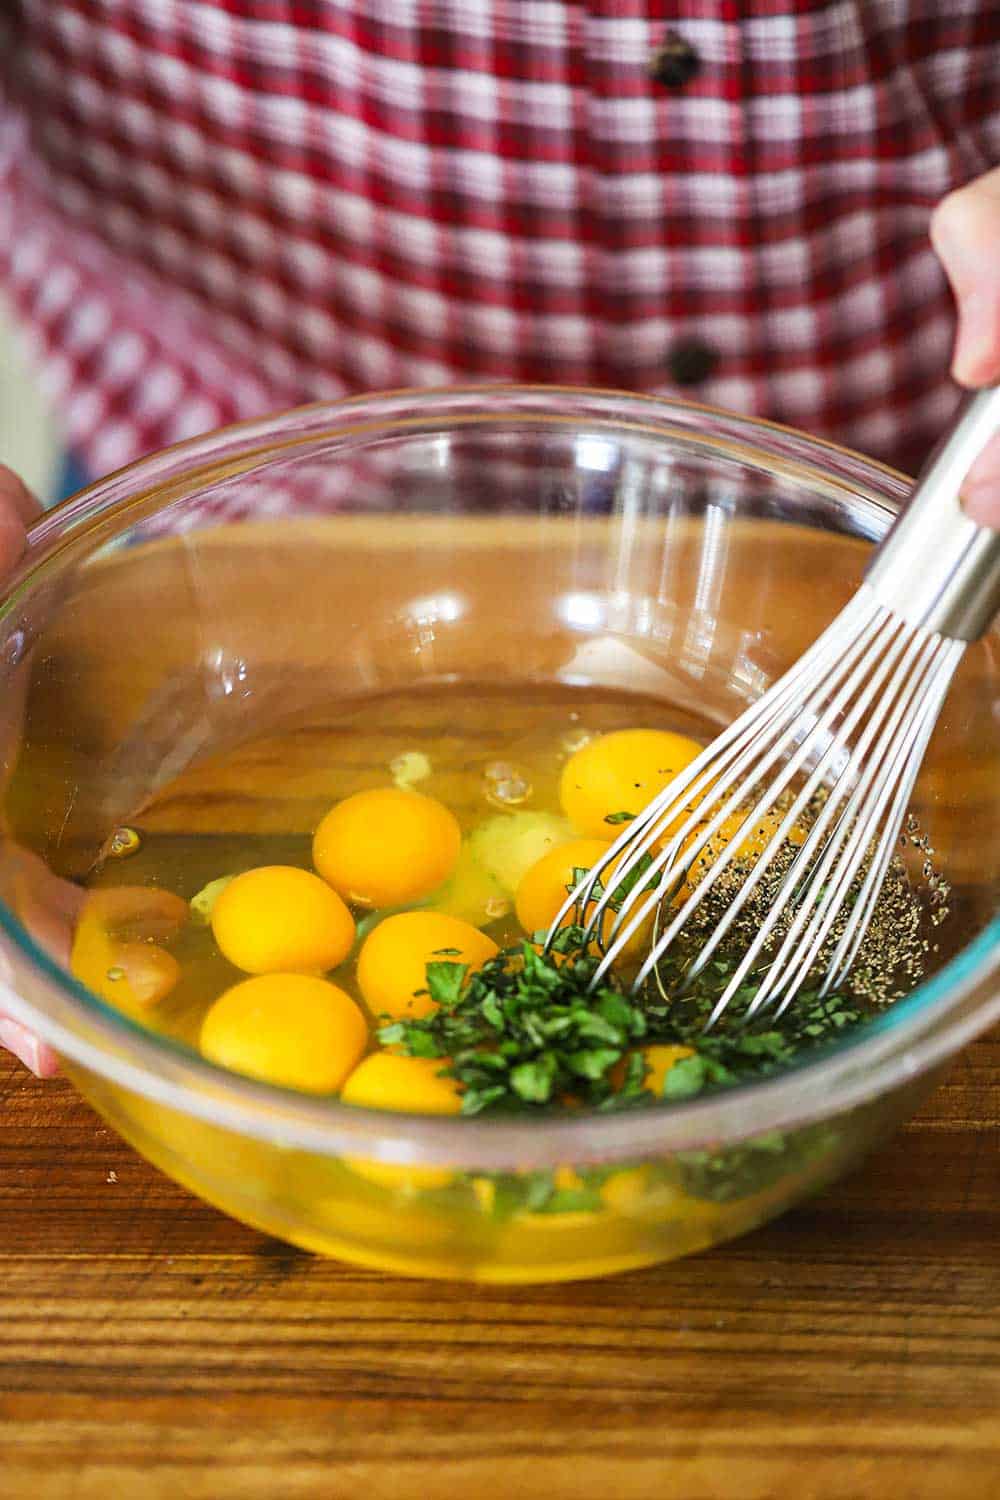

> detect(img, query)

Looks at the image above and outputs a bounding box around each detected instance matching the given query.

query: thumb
[0,1014,60,1077]
[930,169,1000,527]
[930,166,1000,388]
[0,464,40,574]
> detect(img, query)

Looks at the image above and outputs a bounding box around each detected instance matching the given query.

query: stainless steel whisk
[551,387,1000,1027]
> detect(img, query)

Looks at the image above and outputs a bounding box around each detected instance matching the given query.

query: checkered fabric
[1,1,997,487]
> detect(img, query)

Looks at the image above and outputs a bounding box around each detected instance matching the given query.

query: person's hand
[0,468,188,1079]
[0,850,77,1079]
[0,462,40,566]
[0,466,59,1075]
[931,166,1000,528]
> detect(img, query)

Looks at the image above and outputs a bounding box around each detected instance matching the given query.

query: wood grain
[2,1032,998,1499]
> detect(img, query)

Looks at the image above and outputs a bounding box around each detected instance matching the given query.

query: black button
[648,30,700,89]
[667,339,719,385]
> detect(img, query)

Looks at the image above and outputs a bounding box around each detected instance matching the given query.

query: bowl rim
[2,383,997,1171]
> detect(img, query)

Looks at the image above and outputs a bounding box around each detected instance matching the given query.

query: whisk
[552,386,1000,1027]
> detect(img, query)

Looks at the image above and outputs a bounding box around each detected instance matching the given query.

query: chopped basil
[423,960,469,1009]
[377,930,867,1122]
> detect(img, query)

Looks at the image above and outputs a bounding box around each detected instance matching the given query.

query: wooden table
[2,1032,998,1500]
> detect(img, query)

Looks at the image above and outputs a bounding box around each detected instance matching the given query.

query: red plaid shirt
[0,1,997,484]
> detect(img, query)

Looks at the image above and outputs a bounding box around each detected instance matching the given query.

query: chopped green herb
[189,875,235,926]
[423,960,469,1009]
[538,1187,605,1214]
[604,810,636,825]
[678,1124,837,1203]
[378,936,647,1113]
[510,1053,559,1102]
[661,1053,711,1099]
[379,925,868,1121]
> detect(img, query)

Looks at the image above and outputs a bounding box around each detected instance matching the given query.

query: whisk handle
[865,384,1000,641]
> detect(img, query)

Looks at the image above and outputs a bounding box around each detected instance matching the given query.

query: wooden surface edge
[2,1026,998,1499]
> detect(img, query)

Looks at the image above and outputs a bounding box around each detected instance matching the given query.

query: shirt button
[667,339,719,386]
[648,30,700,90]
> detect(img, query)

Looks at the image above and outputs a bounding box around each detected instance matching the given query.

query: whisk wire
[692,608,938,1023]
[604,590,908,992]
[546,592,882,955]
[745,626,948,1019]
[575,592,890,981]
[822,636,964,993]
[674,599,920,991]
[547,385,1000,1028]
[556,592,969,1021]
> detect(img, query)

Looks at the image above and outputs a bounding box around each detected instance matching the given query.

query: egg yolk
[200,973,367,1093]
[675,805,806,900]
[210,865,355,975]
[313,787,461,908]
[514,837,654,957]
[72,923,180,1012]
[514,837,611,935]
[340,1051,463,1188]
[559,729,702,838]
[341,1051,463,1115]
[611,1043,695,1095]
[640,1043,696,1094]
[357,910,498,1020]
[70,886,187,1013]
[599,1166,653,1212]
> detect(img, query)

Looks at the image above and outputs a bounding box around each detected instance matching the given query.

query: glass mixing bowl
[0,387,997,1282]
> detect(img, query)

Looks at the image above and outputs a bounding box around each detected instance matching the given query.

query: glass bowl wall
[0,388,996,1281]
